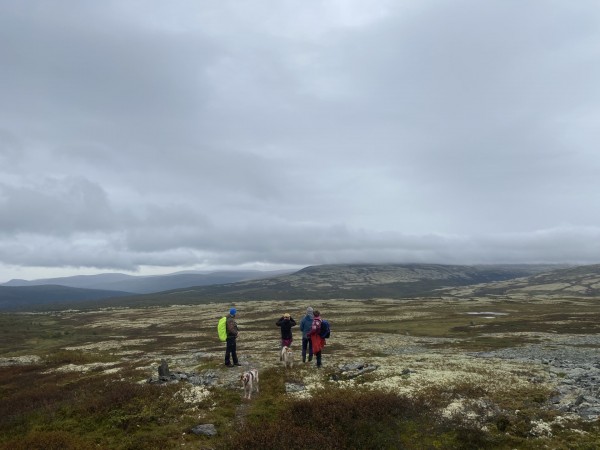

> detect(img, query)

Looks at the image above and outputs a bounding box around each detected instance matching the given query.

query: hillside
[1,263,580,311]
[92,263,565,308]
[3,273,133,288]
[2,270,294,294]
[0,285,131,311]
[0,270,296,311]
[444,263,600,298]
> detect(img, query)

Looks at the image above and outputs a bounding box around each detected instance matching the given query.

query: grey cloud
[1,221,600,274]
[0,129,23,164]
[0,177,116,235]
[1,1,600,280]
[0,3,215,120]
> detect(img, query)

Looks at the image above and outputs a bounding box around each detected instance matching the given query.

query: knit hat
[230,308,237,316]
[284,313,291,318]
[306,307,314,316]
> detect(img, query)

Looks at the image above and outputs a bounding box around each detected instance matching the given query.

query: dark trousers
[315,350,322,367]
[302,337,313,362]
[225,337,238,365]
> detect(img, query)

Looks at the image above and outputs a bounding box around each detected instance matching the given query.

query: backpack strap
[312,317,322,334]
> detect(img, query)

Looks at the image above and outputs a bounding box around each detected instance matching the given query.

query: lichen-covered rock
[190,423,217,436]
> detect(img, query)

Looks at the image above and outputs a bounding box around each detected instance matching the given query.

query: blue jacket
[299,314,313,339]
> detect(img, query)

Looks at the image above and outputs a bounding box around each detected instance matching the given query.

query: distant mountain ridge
[0,269,296,311]
[2,269,295,294]
[94,263,569,308]
[444,263,600,298]
[2,263,586,311]
[0,285,131,311]
[4,273,134,289]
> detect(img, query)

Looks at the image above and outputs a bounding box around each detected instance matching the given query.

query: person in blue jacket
[299,306,314,363]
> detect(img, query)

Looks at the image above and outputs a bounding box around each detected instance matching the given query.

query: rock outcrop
[471,335,600,420]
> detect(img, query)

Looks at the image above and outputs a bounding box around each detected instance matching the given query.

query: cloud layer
[2,1,600,280]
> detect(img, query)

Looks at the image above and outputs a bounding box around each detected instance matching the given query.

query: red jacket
[308,317,326,353]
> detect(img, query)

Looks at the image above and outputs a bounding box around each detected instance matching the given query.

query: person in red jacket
[307,309,326,368]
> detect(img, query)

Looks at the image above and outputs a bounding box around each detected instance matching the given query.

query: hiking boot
[234,363,242,366]
[225,363,232,367]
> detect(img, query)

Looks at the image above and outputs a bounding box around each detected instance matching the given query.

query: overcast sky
[2,1,600,282]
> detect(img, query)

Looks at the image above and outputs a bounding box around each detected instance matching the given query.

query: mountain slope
[2,263,580,311]
[93,263,566,308]
[2,270,295,294]
[0,285,131,311]
[445,264,600,298]
[3,273,134,288]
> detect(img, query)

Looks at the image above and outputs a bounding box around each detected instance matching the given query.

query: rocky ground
[2,296,599,443]
[470,333,600,420]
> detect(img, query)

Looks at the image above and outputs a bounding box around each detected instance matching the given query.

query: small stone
[285,382,306,393]
[191,424,217,436]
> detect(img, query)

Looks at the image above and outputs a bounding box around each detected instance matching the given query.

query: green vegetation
[1,294,600,449]
[2,360,599,449]
[221,375,599,450]
[0,366,197,450]
[222,387,480,449]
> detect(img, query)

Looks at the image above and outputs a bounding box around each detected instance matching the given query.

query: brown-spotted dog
[281,346,294,368]
[240,368,259,399]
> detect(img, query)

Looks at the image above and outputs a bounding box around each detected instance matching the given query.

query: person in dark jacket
[307,309,326,368]
[276,313,297,348]
[225,308,241,367]
[299,306,314,363]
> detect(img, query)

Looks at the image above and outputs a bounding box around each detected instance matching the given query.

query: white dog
[281,346,294,368]
[240,368,259,399]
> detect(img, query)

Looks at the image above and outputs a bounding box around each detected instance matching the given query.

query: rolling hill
[0,285,131,311]
[2,270,294,294]
[2,263,585,311]
[88,263,568,309]
[0,269,295,311]
[444,263,600,298]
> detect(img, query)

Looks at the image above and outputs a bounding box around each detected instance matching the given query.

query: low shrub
[221,388,497,449]
[0,366,198,449]
[0,430,91,450]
